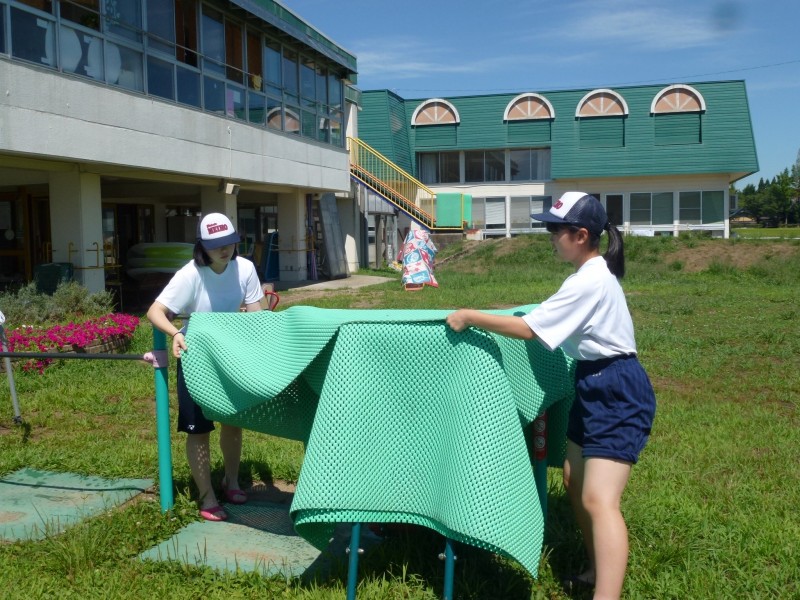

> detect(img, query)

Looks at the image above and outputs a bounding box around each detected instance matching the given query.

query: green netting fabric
[183,305,575,577]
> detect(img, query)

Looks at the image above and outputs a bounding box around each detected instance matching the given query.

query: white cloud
[547,0,741,52]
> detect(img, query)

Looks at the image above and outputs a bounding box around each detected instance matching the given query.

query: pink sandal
[199,505,228,521]
[221,481,247,505]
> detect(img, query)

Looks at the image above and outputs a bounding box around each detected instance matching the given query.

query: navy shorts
[566,354,656,464]
[176,359,215,435]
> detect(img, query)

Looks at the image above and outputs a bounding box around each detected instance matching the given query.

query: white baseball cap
[197,213,240,250]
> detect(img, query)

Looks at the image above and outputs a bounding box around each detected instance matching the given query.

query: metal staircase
[348,137,463,231]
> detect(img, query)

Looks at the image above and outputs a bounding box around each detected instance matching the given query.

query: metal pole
[346,522,362,600]
[152,329,174,512]
[532,413,548,523]
[441,538,456,600]
[0,324,22,424]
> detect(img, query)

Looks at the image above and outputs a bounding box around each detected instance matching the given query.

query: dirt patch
[666,241,798,272]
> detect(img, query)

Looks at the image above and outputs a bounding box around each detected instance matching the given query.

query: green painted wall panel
[415,125,457,147]
[579,117,624,148]
[507,120,551,144]
[655,113,701,145]
[360,80,758,181]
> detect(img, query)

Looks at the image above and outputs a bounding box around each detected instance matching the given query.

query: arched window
[576,89,627,148]
[411,99,460,126]
[651,84,706,114]
[504,93,554,121]
[651,85,705,145]
[575,89,629,117]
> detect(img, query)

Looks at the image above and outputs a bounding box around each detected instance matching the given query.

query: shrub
[0,282,115,326]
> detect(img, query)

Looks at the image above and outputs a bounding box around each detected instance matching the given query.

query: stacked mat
[182,306,575,577]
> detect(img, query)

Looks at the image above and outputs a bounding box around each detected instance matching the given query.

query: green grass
[732,226,800,239]
[1,235,798,599]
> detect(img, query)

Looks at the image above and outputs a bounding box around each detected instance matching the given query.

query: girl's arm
[446,309,536,340]
[147,301,187,358]
[243,302,262,312]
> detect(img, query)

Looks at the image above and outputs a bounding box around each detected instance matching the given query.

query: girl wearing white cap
[147,213,264,522]
[447,192,656,600]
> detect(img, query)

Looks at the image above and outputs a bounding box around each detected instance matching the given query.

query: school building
[0,0,360,302]
[356,82,759,243]
[0,1,760,302]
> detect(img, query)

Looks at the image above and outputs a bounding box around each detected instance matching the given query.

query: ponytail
[603,222,625,279]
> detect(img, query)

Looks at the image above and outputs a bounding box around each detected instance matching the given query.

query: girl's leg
[582,457,632,600]
[219,424,243,490]
[563,440,595,582]
[185,432,220,509]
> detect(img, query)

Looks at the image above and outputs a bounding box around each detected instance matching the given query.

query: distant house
[358,81,759,240]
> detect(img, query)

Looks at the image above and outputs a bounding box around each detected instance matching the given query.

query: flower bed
[3,314,140,373]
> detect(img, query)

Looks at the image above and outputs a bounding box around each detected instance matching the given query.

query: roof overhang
[228,0,357,79]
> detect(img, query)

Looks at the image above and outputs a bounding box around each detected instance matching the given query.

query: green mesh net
[183,305,574,577]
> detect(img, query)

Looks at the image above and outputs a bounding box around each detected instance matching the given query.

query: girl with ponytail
[447,192,655,600]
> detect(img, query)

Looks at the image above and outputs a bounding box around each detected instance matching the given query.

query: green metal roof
[359,81,758,180]
[229,0,357,77]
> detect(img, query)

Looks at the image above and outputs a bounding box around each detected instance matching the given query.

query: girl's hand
[172,332,187,358]
[446,309,474,333]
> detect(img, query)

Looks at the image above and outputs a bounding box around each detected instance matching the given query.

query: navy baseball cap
[532,191,608,236]
[197,213,240,250]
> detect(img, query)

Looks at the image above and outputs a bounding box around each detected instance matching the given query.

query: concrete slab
[140,501,323,577]
[0,468,152,541]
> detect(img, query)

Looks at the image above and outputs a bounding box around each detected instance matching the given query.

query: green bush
[0,281,115,326]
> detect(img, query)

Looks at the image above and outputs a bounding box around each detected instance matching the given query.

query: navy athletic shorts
[176,359,215,435]
[566,354,656,464]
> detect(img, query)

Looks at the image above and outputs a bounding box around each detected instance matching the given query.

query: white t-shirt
[522,256,637,360]
[155,256,263,316]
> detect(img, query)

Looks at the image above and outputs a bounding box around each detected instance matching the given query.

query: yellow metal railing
[348,137,437,228]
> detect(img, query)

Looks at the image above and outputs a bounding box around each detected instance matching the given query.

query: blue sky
[282,0,799,188]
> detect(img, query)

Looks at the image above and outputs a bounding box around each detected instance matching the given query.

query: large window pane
[226,84,245,120]
[282,49,298,101]
[702,191,724,223]
[652,192,673,225]
[530,196,552,228]
[224,19,243,84]
[147,0,174,54]
[201,7,224,75]
[679,191,702,224]
[106,0,141,42]
[176,65,200,106]
[606,194,623,226]
[330,118,342,146]
[204,75,225,114]
[10,8,52,66]
[175,0,198,66]
[265,40,281,92]
[486,150,505,182]
[471,197,486,228]
[266,97,282,130]
[246,30,262,91]
[301,109,316,138]
[248,91,265,125]
[510,197,531,229]
[300,56,315,107]
[441,152,460,183]
[60,0,99,31]
[315,65,327,109]
[465,151,484,182]
[113,43,143,90]
[328,73,342,110]
[0,6,6,54]
[147,56,174,100]
[418,153,438,184]
[630,193,651,225]
[510,149,531,181]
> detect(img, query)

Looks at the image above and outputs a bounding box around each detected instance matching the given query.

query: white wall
[0,61,350,193]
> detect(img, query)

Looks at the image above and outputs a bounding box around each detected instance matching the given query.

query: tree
[740,183,764,222]
[763,169,793,225]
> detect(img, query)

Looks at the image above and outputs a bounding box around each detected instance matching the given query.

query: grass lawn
[1,234,798,599]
